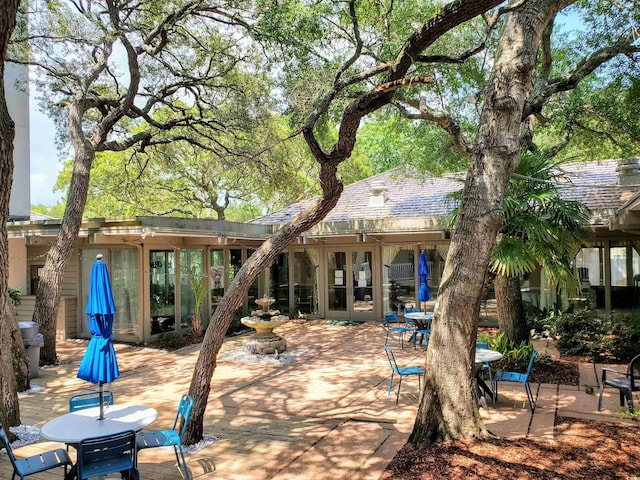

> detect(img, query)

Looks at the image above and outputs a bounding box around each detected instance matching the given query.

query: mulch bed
[383,416,640,479]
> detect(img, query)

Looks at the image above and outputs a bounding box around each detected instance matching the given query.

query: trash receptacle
[19,321,43,379]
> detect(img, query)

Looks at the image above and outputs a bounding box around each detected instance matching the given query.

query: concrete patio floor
[4,320,638,479]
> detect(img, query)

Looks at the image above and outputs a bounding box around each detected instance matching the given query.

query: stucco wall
[8,237,28,293]
[6,63,30,220]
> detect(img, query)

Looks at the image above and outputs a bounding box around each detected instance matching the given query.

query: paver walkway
[5,320,637,479]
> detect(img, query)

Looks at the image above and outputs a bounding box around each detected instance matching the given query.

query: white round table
[403,311,433,322]
[41,404,158,444]
[475,348,502,364]
[403,312,433,347]
[474,348,502,409]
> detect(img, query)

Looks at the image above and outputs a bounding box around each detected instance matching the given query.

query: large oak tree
[0,0,27,438]
[9,0,271,363]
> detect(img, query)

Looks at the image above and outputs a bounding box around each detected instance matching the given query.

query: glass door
[326,248,376,320]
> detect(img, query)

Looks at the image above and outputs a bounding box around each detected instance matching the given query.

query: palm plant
[446,152,591,343]
[490,152,591,343]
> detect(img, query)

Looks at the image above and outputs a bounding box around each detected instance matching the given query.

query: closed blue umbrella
[418,252,431,307]
[77,254,119,420]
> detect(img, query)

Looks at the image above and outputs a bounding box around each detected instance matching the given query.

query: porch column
[604,241,611,313]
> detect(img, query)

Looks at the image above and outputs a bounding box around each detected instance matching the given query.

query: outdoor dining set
[382,304,539,412]
[0,255,194,480]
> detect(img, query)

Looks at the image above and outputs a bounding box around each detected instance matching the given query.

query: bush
[554,307,610,360]
[9,287,21,307]
[606,312,640,363]
[480,332,535,370]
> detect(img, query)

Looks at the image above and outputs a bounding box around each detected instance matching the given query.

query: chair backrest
[383,345,399,373]
[476,341,489,350]
[77,430,136,480]
[628,354,640,390]
[0,426,20,473]
[172,394,194,442]
[524,350,538,379]
[384,312,398,323]
[69,390,114,412]
[404,306,420,315]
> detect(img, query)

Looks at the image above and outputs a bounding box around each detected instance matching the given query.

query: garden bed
[383,416,640,479]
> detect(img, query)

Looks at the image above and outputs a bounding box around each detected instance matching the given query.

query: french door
[326,248,376,320]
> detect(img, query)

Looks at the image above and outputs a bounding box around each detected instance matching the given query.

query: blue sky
[30,105,63,205]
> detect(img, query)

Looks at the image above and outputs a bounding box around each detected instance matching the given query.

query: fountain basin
[241,314,289,354]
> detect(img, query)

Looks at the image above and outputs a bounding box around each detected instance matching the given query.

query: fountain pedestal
[241,296,289,354]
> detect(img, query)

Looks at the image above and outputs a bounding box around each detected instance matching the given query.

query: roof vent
[369,180,387,207]
[616,157,640,186]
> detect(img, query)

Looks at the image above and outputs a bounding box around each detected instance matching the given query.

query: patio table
[475,348,503,409]
[41,404,157,480]
[404,311,433,347]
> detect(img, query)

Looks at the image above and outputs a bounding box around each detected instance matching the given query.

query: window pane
[293,251,318,315]
[150,250,175,334]
[111,249,139,335]
[210,249,224,311]
[180,249,203,331]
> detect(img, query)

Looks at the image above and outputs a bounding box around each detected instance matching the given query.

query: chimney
[369,180,387,207]
[616,158,640,186]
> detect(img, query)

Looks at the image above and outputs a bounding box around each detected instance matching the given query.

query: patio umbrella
[418,251,431,310]
[77,254,120,420]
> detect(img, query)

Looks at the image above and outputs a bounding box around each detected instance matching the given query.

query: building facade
[8,158,640,343]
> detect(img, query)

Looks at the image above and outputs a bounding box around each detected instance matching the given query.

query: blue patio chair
[383,312,413,349]
[77,430,138,480]
[403,306,420,324]
[597,353,640,412]
[69,390,114,412]
[492,350,538,412]
[0,426,72,480]
[383,345,424,403]
[137,394,194,480]
[476,341,492,383]
[411,317,431,349]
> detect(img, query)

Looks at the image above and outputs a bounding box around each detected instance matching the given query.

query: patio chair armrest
[601,367,628,382]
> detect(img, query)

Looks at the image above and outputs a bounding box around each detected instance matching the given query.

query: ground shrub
[554,307,609,360]
[606,312,640,362]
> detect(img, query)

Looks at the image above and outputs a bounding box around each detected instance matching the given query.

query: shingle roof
[254,159,637,228]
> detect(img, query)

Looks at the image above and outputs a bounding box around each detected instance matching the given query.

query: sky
[30,104,64,206]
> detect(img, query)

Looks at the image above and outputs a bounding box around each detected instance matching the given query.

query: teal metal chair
[383,345,424,403]
[77,430,137,480]
[383,312,413,349]
[403,306,420,315]
[137,394,194,479]
[69,390,114,412]
[476,341,492,383]
[0,426,72,480]
[411,317,432,349]
[492,350,538,412]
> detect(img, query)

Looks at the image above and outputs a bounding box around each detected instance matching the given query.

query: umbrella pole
[98,381,104,420]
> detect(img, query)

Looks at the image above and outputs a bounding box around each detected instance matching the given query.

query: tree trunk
[33,102,96,364]
[495,274,529,344]
[185,0,508,445]
[0,0,23,436]
[184,162,343,444]
[410,0,569,446]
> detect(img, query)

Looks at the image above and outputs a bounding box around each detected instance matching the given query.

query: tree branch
[524,31,640,118]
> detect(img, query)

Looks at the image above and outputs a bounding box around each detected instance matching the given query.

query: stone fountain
[240,295,289,354]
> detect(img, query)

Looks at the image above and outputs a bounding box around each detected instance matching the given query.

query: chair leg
[624,390,634,412]
[525,382,535,413]
[396,376,403,404]
[597,384,604,411]
[175,445,190,480]
[492,379,498,406]
[387,372,394,396]
[619,390,625,407]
